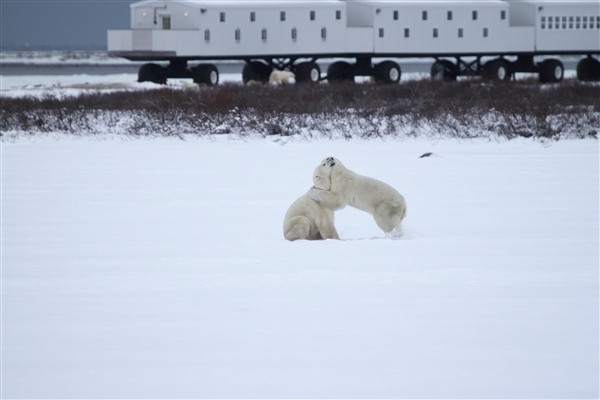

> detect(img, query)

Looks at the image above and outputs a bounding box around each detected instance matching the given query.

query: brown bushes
[1,79,598,139]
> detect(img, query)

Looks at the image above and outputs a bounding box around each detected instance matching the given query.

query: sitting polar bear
[309,157,407,236]
[283,163,339,241]
[269,70,295,85]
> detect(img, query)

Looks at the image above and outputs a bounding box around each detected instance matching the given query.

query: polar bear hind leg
[373,203,405,235]
[284,215,321,241]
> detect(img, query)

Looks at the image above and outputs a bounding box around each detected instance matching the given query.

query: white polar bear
[269,70,295,85]
[180,80,200,89]
[283,163,339,241]
[309,156,407,236]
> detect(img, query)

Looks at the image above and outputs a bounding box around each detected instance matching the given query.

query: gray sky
[1,0,135,49]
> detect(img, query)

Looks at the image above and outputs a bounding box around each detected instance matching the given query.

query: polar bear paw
[385,227,404,240]
[308,186,326,202]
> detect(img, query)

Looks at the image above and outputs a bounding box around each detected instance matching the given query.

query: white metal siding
[108,30,133,52]
[368,2,532,54]
[346,27,373,52]
[132,3,344,57]
[346,3,374,27]
[107,0,599,58]
[534,2,600,52]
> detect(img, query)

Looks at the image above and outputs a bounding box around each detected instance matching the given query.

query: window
[204,29,210,42]
[404,28,410,38]
[458,27,463,38]
[597,16,600,29]
[576,16,581,29]
[483,27,489,37]
[280,11,286,21]
[310,10,316,21]
[261,28,267,41]
[161,15,171,30]
[555,16,560,29]
[569,16,573,29]
[447,11,453,20]
[562,16,567,29]
[291,27,297,41]
[548,16,553,29]
[235,28,241,42]
[583,16,588,29]
[379,28,384,38]
[220,12,225,22]
[336,10,341,20]
[501,10,506,20]
[250,11,255,22]
[422,10,428,20]
[541,16,546,29]
[472,10,478,20]
[321,27,327,40]
[433,27,438,38]
[393,10,398,20]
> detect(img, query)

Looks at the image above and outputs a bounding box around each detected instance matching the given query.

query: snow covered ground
[0,71,435,99]
[2,135,598,398]
[1,63,599,398]
[1,72,584,98]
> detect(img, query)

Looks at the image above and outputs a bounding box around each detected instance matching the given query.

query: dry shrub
[1,79,598,139]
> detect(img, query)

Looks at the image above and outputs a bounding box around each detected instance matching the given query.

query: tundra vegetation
[1,79,598,140]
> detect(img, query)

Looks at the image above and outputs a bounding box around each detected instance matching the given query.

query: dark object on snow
[419,152,433,158]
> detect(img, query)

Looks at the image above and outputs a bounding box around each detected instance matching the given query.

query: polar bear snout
[324,157,336,167]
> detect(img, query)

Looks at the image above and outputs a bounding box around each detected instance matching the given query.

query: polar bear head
[312,158,335,190]
[314,156,350,189]
[313,156,346,189]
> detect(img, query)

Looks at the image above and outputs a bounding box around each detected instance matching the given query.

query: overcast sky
[1,0,135,49]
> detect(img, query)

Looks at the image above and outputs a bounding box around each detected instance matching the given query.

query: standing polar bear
[309,157,407,236]
[283,162,339,241]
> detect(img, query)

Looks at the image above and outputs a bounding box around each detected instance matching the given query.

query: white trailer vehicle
[107,0,600,85]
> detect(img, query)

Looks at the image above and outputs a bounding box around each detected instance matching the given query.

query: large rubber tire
[327,61,354,83]
[430,60,458,81]
[242,61,272,85]
[193,64,219,86]
[576,57,600,81]
[539,59,564,83]
[138,63,167,84]
[483,59,511,82]
[374,60,401,84]
[295,61,321,84]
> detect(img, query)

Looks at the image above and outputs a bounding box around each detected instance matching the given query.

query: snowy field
[1,67,599,398]
[0,65,580,99]
[0,71,432,99]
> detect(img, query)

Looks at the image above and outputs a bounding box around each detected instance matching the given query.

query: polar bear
[309,157,407,236]
[180,80,200,89]
[269,70,295,85]
[283,163,339,241]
